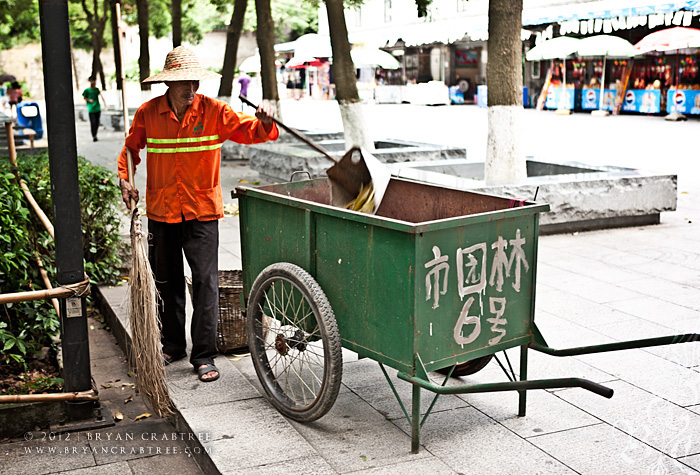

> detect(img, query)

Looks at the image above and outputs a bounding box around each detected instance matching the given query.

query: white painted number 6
[453,296,481,345]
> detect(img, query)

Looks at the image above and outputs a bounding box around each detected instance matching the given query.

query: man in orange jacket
[118,46,278,382]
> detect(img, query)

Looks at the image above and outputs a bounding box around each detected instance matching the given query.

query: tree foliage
[241,0,319,42]
[120,0,225,46]
[0,152,124,370]
[68,0,110,88]
[0,0,41,49]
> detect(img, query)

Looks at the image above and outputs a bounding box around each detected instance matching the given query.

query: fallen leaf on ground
[124,395,133,404]
[134,413,151,421]
[127,371,136,378]
[100,384,113,389]
[122,382,135,387]
[114,412,123,421]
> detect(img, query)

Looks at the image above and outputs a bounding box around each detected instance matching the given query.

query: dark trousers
[88,111,101,138]
[148,218,219,367]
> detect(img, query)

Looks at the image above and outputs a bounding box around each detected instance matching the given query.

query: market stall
[665,55,700,114]
[525,36,580,112]
[619,59,665,114]
[633,26,700,119]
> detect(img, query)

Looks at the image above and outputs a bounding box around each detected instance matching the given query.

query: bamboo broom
[116,4,173,418]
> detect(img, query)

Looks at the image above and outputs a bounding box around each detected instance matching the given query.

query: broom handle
[239,94,338,164]
[116,3,136,212]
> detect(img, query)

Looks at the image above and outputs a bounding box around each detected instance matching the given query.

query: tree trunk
[485,0,525,185]
[110,0,122,91]
[82,0,108,90]
[325,0,372,151]
[172,0,182,47]
[255,0,280,117]
[136,0,151,91]
[218,0,247,98]
[70,42,80,91]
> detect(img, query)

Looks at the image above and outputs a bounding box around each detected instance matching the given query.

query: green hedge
[0,152,124,369]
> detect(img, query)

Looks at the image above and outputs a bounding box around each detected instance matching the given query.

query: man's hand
[119,178,140,210]
[255,100,275,126]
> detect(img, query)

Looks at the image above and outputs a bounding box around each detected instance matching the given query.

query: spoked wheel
[247,263,342,422]
[437,354,494,377]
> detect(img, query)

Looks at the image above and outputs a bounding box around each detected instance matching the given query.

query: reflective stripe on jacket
[117,93,278,223]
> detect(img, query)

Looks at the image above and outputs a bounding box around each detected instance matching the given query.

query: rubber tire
[247,262,342,422]
[437,354,494,377]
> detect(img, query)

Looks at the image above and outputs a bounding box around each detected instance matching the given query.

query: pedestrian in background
[237,72,252,112]
[82,77,106,142]
[237,72,251,98]
[6,81,23,120]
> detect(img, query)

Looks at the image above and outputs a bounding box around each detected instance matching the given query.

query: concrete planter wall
[392,159,677,234]
[248,135,467,182]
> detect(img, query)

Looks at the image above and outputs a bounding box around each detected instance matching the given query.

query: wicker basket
[187,270,247,353]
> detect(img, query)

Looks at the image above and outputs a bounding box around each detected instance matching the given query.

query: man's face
[165,80,200,108]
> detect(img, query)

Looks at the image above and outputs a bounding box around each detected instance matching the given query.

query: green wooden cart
[235,177,700,453]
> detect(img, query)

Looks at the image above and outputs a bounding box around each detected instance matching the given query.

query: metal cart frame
[235,177,699,453]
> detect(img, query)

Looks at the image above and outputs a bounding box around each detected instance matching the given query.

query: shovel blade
[327,147,391,214]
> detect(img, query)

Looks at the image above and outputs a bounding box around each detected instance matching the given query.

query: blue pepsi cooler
[17,102,44,139]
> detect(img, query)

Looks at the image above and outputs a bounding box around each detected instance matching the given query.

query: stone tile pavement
[0,312,203,475]
[3,101,700,474]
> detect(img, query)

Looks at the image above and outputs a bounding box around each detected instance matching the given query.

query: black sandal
[163,351,187,366]
[197,364,220,382]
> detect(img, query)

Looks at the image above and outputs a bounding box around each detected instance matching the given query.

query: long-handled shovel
[239,94,391,213]
[116,3,173,417]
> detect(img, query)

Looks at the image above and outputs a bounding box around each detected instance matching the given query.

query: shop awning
[335,0,700,50]
[523,0,700,26]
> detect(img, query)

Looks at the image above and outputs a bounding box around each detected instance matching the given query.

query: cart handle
[530,333,700,357]
[397,372,614,399]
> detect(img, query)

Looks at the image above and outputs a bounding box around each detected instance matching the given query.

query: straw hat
[142,46,221,83]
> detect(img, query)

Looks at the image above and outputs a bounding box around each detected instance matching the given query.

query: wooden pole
[0,390,98,404]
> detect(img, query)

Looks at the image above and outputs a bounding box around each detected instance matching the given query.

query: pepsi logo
[625,91,635,105]
[674,91,686,106]
[585,89,596,103]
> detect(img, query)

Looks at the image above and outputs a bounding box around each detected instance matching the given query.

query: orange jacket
[118,93,278,223]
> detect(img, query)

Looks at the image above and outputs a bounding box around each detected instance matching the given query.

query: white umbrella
[278,33,333,58]
[633,26,700,54]
[350,48,400,70]
[577,35,635,58]
[576,36,635,114]
[525,36,580,61]
[526,37,580,112]
[238,54,260,73]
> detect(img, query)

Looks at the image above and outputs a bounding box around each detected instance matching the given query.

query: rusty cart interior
[234,176,700,453]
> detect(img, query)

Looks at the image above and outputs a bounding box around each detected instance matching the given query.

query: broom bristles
[129,208,174,417]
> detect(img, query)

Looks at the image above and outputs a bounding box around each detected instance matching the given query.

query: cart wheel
[437,355,494,377]
[247,262,342,422]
